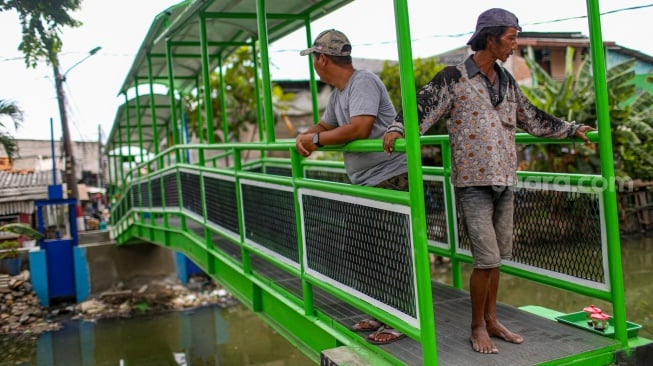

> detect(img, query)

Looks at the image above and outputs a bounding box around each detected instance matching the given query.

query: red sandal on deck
[350,319,383,332]
[366,326,406,345]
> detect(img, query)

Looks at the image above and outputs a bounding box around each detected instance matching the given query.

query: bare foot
[470,327,498,354]
[487,321,523,344]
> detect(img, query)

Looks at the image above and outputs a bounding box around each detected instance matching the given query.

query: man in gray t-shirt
[296,29,407,188]
[296,29,408,344]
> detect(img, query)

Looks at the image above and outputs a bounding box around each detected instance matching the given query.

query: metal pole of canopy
[124,93,133,176]
[194,77,204,145]
[303,19,319,125]
[199,13,215,144]
[117,117,124,191]
[218,53,229,144]
[252,41,265,143]
[585,0,628,346]
[392,0,437,364]
[165,39,181,164]
[255,0,275,143]
[146,54,161,157]
[134,79,145,164]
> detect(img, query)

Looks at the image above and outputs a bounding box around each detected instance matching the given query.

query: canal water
[1,234,650,365]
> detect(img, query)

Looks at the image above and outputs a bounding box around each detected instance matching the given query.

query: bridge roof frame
[106,0,354,154]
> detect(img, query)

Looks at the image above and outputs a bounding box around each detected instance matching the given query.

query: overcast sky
[0,0,651,143]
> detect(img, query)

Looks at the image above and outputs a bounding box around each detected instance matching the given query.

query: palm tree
[0,99,23,161]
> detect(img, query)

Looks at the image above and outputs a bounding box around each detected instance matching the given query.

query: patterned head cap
[300,29,352,56]
[467,8,522,45]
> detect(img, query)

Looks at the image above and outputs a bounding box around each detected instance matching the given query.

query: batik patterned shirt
[388,55,580,187]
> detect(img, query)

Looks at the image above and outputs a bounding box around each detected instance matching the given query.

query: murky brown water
[0,304,313,365]
[1,235,650,365]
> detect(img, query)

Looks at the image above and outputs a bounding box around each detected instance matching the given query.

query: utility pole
[97,124,103,188]
[53,61,79,201]
[53,46,102,202]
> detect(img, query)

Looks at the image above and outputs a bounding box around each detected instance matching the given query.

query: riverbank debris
[0,271,237,337]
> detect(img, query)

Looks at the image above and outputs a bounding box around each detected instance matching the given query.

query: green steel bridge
[104,1,652,364]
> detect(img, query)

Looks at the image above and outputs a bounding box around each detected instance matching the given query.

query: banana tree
[521,47,653,179]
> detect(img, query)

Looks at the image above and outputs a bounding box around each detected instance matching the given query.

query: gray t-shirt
[322,70,408,186]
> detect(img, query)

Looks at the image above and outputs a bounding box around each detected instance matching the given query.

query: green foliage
[133,302,149,313]
[379,57,446,113]
[0,0,83,68]
[182,46,294,143]
[0,224,43,259]
[522,47,653,179]
[0,223,42,259]
[0,223,43,240]
[0,99,23,160]
[379,57,448,163]
[0,241,19,260]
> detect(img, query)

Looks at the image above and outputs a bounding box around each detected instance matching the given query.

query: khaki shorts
[456,185,514,268]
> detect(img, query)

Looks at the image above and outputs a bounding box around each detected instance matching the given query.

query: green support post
[252,42,265,143]
[303,20,319,125]
[586,0,628,346]
[123,93,133,181]
[441,142,462,289]
[393,0,438,364]
[218,54,229,144]
[290,150,315,316]
[199,13,215,144]
[118,105,125,191]
[165,39,181,165]
[195,77,203,144]
[255,0,275,143]
[146,54,162,175]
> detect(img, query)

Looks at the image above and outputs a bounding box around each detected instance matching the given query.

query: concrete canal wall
[25,230,182,306]
[78,231,178,294]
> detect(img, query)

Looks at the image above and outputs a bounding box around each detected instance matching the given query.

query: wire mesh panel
[151,175,162,208]
[130,183,140,209]
[241,180,299,266]
[180,170,203,217]
[455,183,606,287]
[139,181,150,208]
[264,165,292,177]
[305,167,351,184]
[423,177,449,247]
[203,174,239,236]
[300,189,417,326]
[163,172,179,209]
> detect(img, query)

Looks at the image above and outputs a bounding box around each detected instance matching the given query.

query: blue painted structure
[175,251,204,285]
[29,184,91,305]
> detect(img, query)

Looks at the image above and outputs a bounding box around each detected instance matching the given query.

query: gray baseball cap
[300,29,352,56]
[467,8,522,45]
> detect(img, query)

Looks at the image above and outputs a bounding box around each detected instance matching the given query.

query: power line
[271,3,653,54]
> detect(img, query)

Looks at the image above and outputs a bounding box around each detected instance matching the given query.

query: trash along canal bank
[0,270,313,366]
[1,270,237,338]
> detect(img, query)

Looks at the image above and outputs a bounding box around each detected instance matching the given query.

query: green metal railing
[110,129,627,365]
[105,1,629,364]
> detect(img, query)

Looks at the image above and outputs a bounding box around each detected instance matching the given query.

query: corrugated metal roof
[0,170,59,189]
[0,170,62,214]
